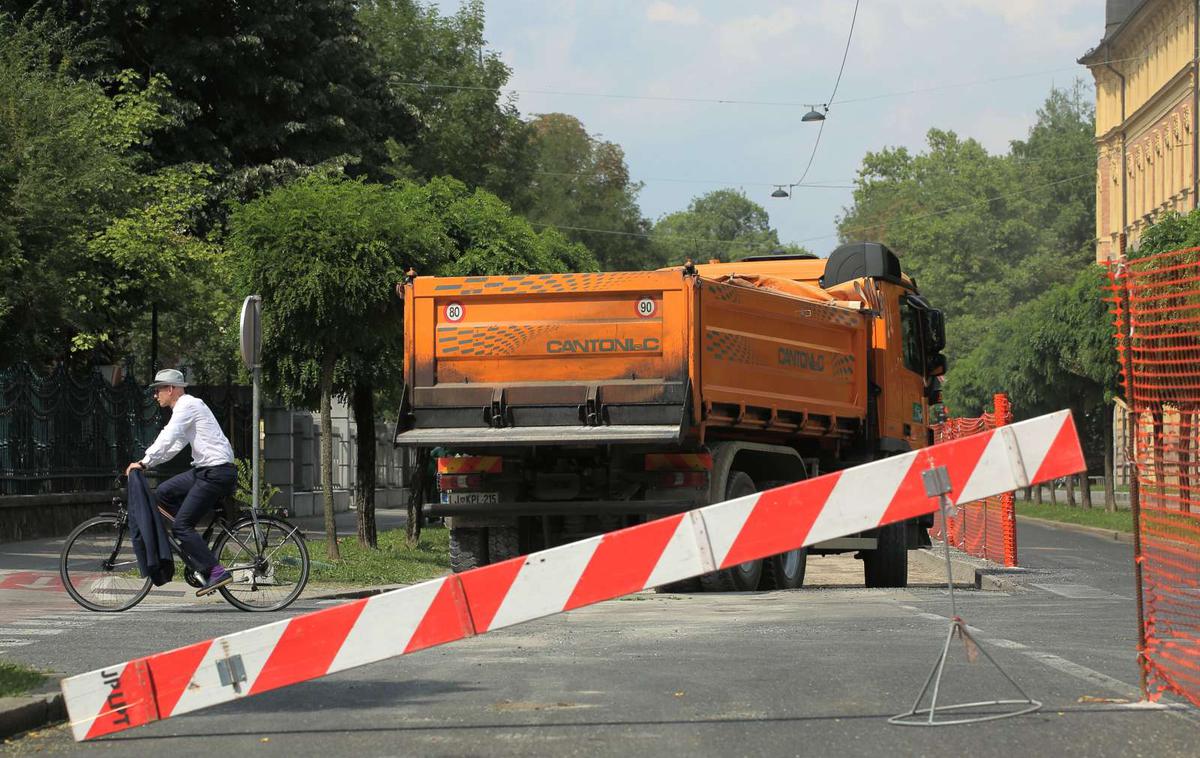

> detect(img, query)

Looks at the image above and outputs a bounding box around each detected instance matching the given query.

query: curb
[0,691,65,741]
[309,584,411,601]
[1017,514,1134,544]
[910,546,1028,593]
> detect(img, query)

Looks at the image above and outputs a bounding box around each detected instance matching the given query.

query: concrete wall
[262,400,410,518]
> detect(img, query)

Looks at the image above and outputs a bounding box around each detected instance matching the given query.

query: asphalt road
[2,520,1197,756]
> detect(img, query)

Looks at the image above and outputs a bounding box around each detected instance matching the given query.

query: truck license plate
[446,492,499,505]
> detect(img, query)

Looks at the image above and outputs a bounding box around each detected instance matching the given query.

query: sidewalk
[289,507,410,539]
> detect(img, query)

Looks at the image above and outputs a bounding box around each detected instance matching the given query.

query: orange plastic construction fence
[929,393,1018,567]
[1109,249,1200,708]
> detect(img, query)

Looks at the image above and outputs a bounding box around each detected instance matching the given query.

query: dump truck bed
[397,270,869,447]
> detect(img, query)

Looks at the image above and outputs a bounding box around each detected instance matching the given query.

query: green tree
[652,189,790,264]
[1133,207,1200,256]
[359,0,534,202]
[230,174,454,557]
[840,84,1104,494]
[12,0,409,176]
[521,113,658,271]
[945,267,1118,507]
[839,85,1095,366]
[0,20,209,367]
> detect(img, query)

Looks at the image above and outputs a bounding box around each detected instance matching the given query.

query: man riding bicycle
[125,368,237,596]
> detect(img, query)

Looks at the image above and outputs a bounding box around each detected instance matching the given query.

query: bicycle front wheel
[60,516,153,612]
[213,516,310,612]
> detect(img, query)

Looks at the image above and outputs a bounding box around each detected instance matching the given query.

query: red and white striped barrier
[62,409,1085,741]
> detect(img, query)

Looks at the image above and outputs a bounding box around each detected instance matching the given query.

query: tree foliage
[0,21,211,368]
[516,113,658,271]
[11,0,409,176]
[839,84,1098,407]
[653,189,802,265]
[360,0,533,200]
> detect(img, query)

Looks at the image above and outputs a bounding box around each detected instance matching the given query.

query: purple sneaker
[196,565,233,596]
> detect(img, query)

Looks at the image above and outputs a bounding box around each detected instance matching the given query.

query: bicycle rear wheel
[60,516,153,612]
[213,516,310,612]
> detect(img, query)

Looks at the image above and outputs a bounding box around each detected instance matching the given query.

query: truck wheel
[756,481,806,590]
[449,526,488,573]
[488,525,521,563]
[700,471,763,592]
[762,548,807,590]
[653,577,702,594]
[863,522,908,588]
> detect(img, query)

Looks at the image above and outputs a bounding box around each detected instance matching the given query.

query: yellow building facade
[1081,0,1198,262]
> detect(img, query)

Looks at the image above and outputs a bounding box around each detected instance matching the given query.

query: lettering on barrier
[101,669,131,727]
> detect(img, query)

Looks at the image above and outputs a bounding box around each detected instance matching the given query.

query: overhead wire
[388,54,1150,113]
[526,170,1096,252]
[531,170,854,189]
[787,0,860,190]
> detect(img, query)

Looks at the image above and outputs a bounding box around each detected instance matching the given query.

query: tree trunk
[1049,480,1057,505]
[353,381,377,549]
[1104,407,1116,512]
[1066,474,1076,507]
[1079,471,1093,510]
[320,353,341,561]
[406,447,430,546]
[1034,483,1043,505]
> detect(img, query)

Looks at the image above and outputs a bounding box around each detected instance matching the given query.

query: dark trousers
[156,464,237,574]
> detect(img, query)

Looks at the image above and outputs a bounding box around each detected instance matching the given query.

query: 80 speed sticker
[444,302,465,322]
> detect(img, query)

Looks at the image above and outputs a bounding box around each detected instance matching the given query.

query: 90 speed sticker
[636,297,657,318]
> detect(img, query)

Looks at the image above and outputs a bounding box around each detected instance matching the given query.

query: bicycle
[59,480,310,613]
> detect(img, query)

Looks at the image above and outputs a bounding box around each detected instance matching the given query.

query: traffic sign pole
[240,296,263,543]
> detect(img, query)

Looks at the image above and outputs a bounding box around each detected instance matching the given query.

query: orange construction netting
[929,393,1018,567]
[1109,248,1200,707]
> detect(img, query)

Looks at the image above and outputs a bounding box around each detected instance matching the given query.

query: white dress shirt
[140,394,235,469]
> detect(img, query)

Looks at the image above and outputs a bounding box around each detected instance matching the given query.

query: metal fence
[0,363,252,495]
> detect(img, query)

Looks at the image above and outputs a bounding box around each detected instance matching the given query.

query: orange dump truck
[395,242,946,589]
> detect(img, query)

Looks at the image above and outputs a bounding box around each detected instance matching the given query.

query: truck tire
[699,471,763,592]
[450,526,488,573]
[762,548,807,590]
[653,577,702,594]
[488,525,521,563]
[863,521,908,588]
[757,481,806,590]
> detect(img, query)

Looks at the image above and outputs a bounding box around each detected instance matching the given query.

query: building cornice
[1096,65,1194,142]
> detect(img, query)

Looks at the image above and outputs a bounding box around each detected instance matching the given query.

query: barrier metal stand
[889,465,1041,726]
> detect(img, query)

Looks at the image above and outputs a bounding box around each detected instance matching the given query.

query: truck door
[877,284,929,451]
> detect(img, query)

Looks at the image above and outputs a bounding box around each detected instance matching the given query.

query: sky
[429,1,1103,256]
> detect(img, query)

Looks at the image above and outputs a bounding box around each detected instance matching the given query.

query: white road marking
[1032,583,1128,600]
[898,603,1198,719]
[0,627,64,636]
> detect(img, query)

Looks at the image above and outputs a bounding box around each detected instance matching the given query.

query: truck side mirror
[926,309,946,353]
